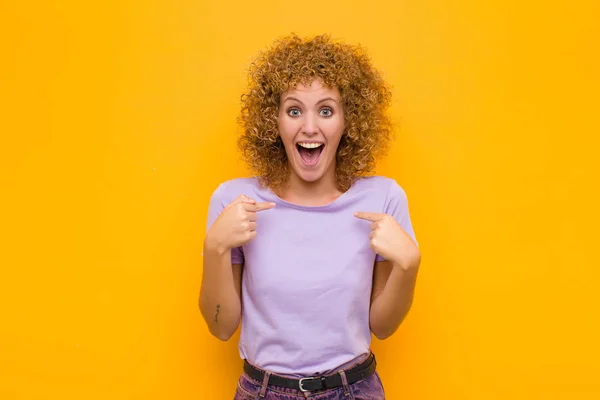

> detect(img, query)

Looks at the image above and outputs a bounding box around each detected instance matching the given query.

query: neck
[280,168,342,207]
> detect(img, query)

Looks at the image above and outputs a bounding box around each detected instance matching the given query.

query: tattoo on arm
[215,304,220,323]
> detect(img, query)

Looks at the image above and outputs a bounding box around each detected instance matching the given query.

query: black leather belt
[243,353,377,393]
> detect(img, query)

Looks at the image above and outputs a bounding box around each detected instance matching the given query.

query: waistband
[243,353,377,393]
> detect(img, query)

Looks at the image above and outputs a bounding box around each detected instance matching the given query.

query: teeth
[298,142,323,149]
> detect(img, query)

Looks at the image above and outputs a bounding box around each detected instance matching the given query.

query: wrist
[392,253,421,272]
[204,234,229,257]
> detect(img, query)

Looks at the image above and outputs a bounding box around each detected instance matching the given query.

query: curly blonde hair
[238,33,393,192]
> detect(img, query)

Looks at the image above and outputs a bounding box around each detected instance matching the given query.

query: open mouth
[296,142,324,166]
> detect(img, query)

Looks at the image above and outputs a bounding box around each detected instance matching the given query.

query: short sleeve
[205,182,245,265]
[375,179,418,262]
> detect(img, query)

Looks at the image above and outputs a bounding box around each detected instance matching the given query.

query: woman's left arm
[354,212,421,340]
[369,259,419,339]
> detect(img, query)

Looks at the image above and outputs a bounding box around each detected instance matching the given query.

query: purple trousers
[233,370,385,400]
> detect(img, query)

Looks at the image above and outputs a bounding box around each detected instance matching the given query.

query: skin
[200,195,274,340]
[200,79,420,341]
[355,211,421,339]
[276,79,346,206]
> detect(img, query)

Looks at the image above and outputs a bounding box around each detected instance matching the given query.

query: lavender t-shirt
[205,176,417,377]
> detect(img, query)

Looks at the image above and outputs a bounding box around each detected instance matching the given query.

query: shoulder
[355,175,407,199]
[209,177,262,204]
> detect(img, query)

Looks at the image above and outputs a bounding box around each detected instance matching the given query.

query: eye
[319,108,333,117]
[288,108,301,117]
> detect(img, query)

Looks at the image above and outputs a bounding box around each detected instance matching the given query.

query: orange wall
[1,1,599,399]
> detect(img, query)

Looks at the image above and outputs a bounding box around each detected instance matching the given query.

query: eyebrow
[282,96,338,105]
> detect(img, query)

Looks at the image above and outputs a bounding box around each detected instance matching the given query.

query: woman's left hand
[354,212,421,271]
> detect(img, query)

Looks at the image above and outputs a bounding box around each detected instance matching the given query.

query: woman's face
[277,79,345,185]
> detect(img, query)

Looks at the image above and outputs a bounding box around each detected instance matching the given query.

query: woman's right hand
[205,195,275,255]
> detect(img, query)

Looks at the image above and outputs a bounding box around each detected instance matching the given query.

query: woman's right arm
[199,239,243,341]
[199,193,275,341]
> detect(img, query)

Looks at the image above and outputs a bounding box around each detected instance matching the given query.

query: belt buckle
[298,377,316,392]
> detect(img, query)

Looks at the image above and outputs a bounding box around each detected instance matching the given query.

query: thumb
[228,194,256,208]
[241,194,256,204]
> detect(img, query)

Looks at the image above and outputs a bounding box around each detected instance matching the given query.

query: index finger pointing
[253,201,276,212]
[354,211,384,222]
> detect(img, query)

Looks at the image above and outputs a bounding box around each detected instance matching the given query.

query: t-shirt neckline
[260,179,361,211]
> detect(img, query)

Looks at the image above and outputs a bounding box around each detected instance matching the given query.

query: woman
[200,33,421,399]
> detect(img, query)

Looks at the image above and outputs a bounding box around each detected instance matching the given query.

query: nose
[302,113,318,136]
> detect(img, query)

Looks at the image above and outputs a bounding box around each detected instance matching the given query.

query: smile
[296,142,324,166]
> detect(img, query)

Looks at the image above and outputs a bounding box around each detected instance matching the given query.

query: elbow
[370,314,404,340]
[214,330,235,342]
[206,322,237,342]
[204,318,239,342]
[369,299,415,340]
[201,308,239,342]
[373,332,391,341]
[371,327,396,341]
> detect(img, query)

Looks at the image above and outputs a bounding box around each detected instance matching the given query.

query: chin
[296,170,324,183]
[291,161,329,184]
